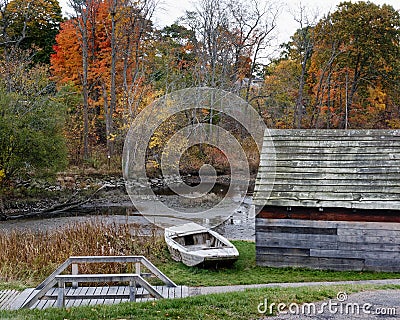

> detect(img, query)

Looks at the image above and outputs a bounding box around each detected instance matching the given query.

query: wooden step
[0,290,22,310]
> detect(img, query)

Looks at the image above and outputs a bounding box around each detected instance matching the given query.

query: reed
[0,219,167,286]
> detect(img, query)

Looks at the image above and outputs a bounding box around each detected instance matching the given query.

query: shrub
[0,219,166,286]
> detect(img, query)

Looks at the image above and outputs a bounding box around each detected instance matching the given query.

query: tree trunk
[295,53,309,128]
[69,0,93,160]
[108,0,117,157]
[82,30,90,159]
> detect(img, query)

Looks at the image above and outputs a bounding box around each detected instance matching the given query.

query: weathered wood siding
[257,206,400,223]
[254,129,400,271]
[256,217,400,272]
[253,129,400,210]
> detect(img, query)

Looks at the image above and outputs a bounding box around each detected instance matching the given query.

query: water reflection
[0,196,255,241]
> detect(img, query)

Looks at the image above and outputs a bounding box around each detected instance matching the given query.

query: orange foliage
[51,19,82,84]
[51,0,154,152]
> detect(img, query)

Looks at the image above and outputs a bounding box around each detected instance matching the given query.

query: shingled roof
[253,129,400,210]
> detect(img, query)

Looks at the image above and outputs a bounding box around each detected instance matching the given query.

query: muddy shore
[1,174,256,240]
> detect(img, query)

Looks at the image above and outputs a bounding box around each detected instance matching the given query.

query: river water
[0,196,255,241]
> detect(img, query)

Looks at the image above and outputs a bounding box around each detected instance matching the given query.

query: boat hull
[165,223,239,267]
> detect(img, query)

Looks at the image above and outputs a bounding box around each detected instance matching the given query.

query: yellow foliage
[149,134,162,149]
[0,169,5,183]
[368,85,387,111]
[146,160,159,170]
[386,119,400,129]
[108,133,117,141]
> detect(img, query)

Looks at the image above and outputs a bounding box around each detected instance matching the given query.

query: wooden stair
[1,255,181,310]
[0,290,21,310]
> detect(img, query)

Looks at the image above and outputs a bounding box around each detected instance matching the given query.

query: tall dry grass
[0,219,167,286]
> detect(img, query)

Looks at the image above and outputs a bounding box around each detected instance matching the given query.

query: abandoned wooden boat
[164,222,239,267]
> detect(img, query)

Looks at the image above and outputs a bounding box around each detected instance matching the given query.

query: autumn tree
[262,25,315,129]
[0,0,67,196]
[177,0,279,140]
[309,1,400,129]
[0,48,67,187]
[284,4,319,128]
[182,0,278,94]
[5,0,62,63]
[118,0,155,120]
[261,61,292,127]
[151,24,196,92]
[52,0,156,161]
[227,0,278,101]
[65,0,100,159]
[182,0,230,89]
[0,0,62,90]
[0,0,30,58]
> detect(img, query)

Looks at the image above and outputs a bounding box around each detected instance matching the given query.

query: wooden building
[253,129,400,272]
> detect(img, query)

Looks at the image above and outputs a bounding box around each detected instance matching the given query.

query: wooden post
[135,262,141,276]
[56,280,65,308]
[72,264,78,289]
[129,280,136,302]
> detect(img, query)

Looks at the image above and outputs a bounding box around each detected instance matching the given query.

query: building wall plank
[256,217,400,272]
[256,253,365,271]
[256,237,338,250]
[254,129,400,209]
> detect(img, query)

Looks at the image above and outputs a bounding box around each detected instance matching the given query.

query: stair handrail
[21,255,176,309]
[36,255,176,290]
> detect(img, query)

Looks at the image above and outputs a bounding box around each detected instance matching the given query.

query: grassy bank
[1,284,400,319]
[1,220,400,289]
[1,220,400,319]
[160,240,400,286]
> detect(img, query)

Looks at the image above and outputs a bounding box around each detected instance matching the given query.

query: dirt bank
[1,174,255,222]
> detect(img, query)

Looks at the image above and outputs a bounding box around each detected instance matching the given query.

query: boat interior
[172,232,228,250]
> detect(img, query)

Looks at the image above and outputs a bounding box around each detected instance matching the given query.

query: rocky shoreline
[2,174,255,221]
[1,174,256,240]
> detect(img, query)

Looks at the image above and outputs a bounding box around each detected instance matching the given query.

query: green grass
[160,241,400,286]
[2,240,400,291]
[1,239,400,319]
[1,284,399,319]
[0,281,28,291]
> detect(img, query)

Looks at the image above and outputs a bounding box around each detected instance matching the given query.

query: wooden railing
[21,255,176,309]
[55,273,163,308]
